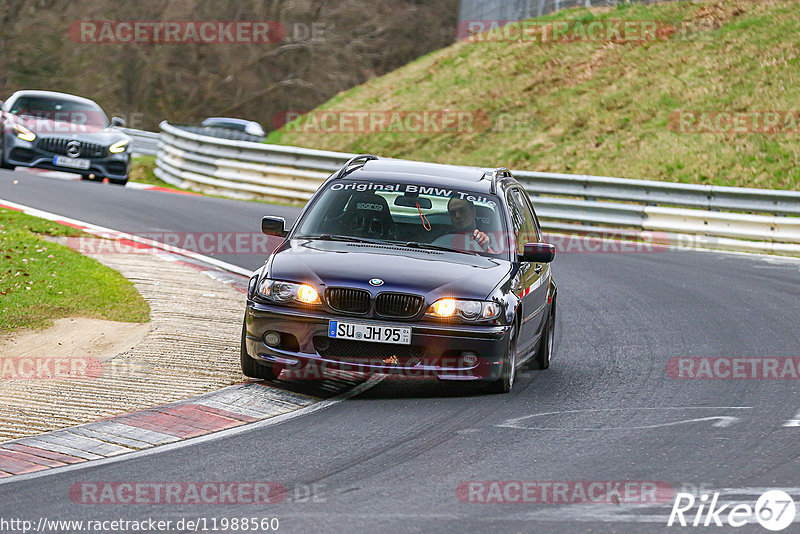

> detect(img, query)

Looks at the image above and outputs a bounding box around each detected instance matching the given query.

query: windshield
[295,180,510,259]
[9,96,109,127]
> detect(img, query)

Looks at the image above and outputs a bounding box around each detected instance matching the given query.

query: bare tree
[0,0,458,130]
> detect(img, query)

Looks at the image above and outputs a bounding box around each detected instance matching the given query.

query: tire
[0,145,13,170]
[240,321,282,381]
[532,303,555,370]
[487,321,518,394]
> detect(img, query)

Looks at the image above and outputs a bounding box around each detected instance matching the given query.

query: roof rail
[483,167,512,194]
[333,154,379,179]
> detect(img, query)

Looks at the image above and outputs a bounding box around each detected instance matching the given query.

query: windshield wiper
[300,235,481,255]
[390,241,480,256]
[298,234,393,246]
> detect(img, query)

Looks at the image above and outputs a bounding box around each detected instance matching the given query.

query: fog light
[263,331,281,347]
[462,352,478,366]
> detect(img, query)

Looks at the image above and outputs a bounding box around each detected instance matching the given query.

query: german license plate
[53,156,91,170]
[328,321,411,345]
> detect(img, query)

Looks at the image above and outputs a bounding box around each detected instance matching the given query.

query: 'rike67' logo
[668,490,796,531]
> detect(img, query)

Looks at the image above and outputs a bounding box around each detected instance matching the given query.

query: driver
[433,197,498,253]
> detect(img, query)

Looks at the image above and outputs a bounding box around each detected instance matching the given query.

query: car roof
[342,158,511,195]
[7,90,100,107]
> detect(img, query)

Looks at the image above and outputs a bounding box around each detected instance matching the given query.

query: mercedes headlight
[109,139,130,153]
[13,124,36,142]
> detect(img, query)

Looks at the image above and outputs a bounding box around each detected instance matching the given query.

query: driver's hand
[473,229,496,253]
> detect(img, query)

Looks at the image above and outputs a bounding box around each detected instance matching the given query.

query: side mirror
[111,116,126,127]
[520,242,556,263]
[262,216,287,237]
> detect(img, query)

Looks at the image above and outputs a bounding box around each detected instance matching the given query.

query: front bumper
[3,134,130,179]
[244,301,512,382]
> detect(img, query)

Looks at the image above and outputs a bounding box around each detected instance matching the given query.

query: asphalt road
[0,170,298,271]
[2,168,800,533]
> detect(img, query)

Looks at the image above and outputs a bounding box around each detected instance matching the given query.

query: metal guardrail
[458,0,679,32]
[154,121,350,202]
[153,121,800,256]
[460,0,619,24]
[514,171,800,216]
[121,128,159,157]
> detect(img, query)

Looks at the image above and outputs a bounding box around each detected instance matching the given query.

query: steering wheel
[433,231,486,252]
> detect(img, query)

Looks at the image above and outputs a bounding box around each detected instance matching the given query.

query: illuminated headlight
[425,299,501,322]
[258,278,320,305]
[109,139,130,153]
[13,124,36,142]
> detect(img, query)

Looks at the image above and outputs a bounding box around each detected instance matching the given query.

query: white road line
[783,409,800,427]
[13,168,79,180]
[125,182,156,190]
[0,197,253,277]
[498,406,753,431]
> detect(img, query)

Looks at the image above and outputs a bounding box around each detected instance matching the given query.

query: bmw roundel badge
[369,278,384,286]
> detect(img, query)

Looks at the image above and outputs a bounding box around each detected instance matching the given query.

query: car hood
[13,115,125,142]
[267,239,511,301]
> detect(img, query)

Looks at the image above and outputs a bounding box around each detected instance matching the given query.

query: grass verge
[129,155,177,189]
[274,0,800,190]
[0,209,150,334]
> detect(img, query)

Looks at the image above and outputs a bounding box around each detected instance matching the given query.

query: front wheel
[0,145,13,170]
[487,322,517,394]
[532,304,555,370]
[240,321,282,381]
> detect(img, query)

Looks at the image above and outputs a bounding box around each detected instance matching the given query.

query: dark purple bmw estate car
[242,156,557,393]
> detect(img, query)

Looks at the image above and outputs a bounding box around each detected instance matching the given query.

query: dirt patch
[0,317,149,359]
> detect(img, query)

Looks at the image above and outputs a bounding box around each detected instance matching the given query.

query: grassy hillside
[272,0,800,190]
